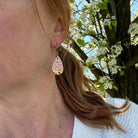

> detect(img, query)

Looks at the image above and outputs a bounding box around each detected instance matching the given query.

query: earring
[52,55,64,75]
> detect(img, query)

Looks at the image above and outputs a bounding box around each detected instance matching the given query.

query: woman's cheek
[0,1,50,89]
[0,14,34,82]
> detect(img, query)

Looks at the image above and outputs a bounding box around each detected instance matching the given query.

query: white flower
[111,44,123,56]
[104,81,113,89]
[96,0,103,3]
[99,77,104,83]
[99,40,106,45]
[79,12,87,21]
[108,58,117,67]
[70,27,81,40]
[110,65,119,74]
[99,76,113,90]
[89,0,103,12]
[97,47,107,55]
[84,21,90,26]
[90,39,98,45]
[107,54,117,59]
[104,19,111,26]
[99,76,110,83]
[88,25,94,31]
[111,16,116,20]
[106,14,111,18]
[128,23,138,35]
[91,2,99,12]
[135,63,138,68]
[86,55,99,65]
[86,57,91,64]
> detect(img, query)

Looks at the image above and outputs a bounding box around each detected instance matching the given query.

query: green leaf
[89,44,93,48]
[98,41,106,47]
[89,14,94,20]
[83,5,89,11]
[87,61,92,67]
[76,39,86,46]
[104,0,110,3]
[95,81,100,85]
[98,2,108,10]
[112,20,117,27]
[124,42,131,48]
[69,0,74,2]
[120,71,125,76]
[97,54,105,60]
[91,30,96,34]
[120,66,126,69]
[99,85,105,92]
[108,24,112,30]
[77,21,82,28]
[113,86,118,90]
[89,8,94,14]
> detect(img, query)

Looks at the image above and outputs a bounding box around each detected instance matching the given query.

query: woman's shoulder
[104,97,137,107]
[104,97,138,119]
[104,98,138,137]
[104,97,138,123]
[72,98,138,138]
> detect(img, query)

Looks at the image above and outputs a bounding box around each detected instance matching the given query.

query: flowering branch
[70,39,107,79]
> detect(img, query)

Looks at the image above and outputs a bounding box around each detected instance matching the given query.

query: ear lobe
[50,18,67,48]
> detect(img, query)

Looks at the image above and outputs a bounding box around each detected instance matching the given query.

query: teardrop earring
[52,54,64,75]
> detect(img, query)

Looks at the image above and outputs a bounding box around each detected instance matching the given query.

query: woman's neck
[0,72,74,137]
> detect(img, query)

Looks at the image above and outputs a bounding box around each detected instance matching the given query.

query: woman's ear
[50,18,66,48]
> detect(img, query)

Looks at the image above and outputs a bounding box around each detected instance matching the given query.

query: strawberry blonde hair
[32,0,130,132]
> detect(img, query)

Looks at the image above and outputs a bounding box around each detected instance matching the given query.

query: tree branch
[132,16,138,23]
[99,9,117,46]
[89,65,107,79]
[93,15,100,34]
[89,32,101,40]
[110,0,117,17]
[70,39,88,61]
[81,28,100,40]
[96,12,105,39]
[126,44,138,68]
[85,0,90,3]
[116,0,131,42]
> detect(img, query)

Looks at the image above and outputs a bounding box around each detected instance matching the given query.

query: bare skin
[0,0,74,137]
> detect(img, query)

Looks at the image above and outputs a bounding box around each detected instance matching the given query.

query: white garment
[72,98,138,138]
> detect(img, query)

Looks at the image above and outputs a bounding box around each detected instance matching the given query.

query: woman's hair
[32,0,130,132]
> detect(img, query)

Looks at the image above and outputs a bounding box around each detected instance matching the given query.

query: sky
[75,0,138,17]
[131,0,138,17]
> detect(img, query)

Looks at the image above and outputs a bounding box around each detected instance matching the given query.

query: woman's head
[0,0,128,132]
[0,0,70,91]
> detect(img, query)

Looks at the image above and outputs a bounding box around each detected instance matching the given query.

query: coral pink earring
[52,55,64,75]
